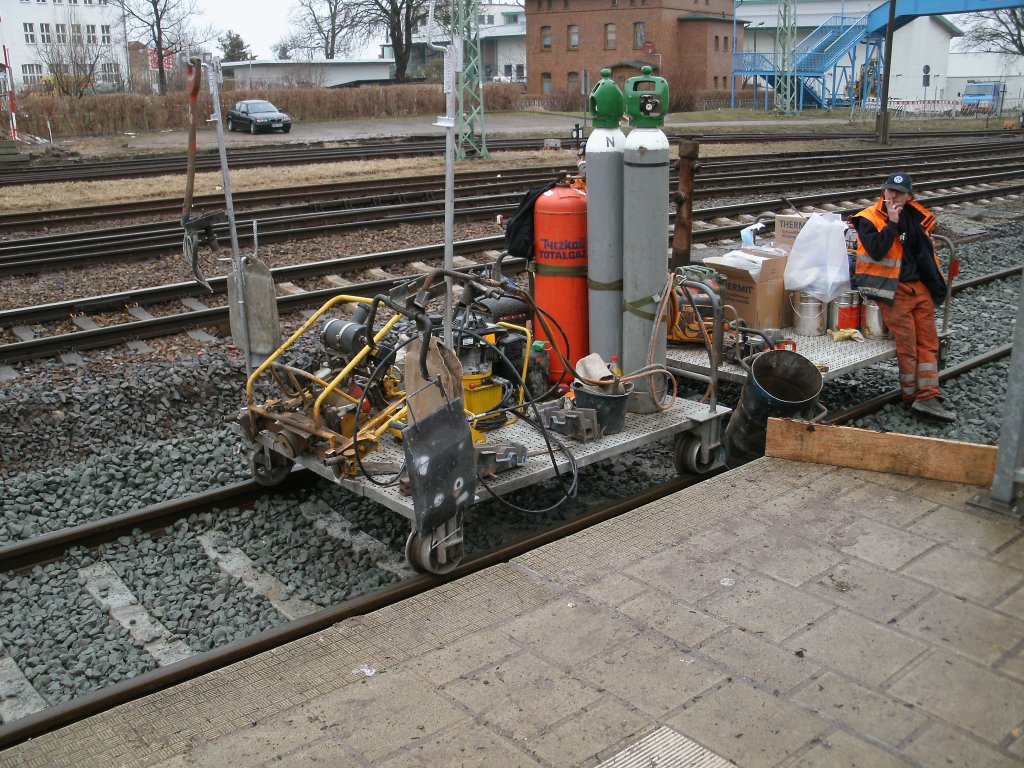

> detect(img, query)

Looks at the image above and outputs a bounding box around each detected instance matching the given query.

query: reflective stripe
[902,385,917,395]
[918,375,939,387]
[919,363,938,373]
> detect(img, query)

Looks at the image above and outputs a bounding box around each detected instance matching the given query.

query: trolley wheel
[404,518,464,575]
[674,434,718,475]
[248,445,292,486]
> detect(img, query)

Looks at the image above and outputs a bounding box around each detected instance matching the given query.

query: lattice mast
[455,0,489,159]
[774,0,798,115]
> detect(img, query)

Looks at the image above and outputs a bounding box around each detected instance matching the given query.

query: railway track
[2,138,1022,241]
[2,129,1018,187]
[1,177,1022,366]
[0,328,1013,745]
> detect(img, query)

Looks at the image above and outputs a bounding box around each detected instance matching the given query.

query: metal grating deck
[666,323,943,384]
[262,396,729,521]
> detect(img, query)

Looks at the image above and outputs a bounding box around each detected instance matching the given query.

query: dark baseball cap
[883,171,913,193]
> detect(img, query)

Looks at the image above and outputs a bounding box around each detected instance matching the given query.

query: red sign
[641,40,656,55]
[148,48,174,71]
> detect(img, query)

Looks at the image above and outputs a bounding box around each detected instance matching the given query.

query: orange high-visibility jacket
[853,198,943,303]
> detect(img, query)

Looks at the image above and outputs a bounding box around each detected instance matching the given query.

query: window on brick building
[542,72,552,94]
[633,22,645,48]
[713,76,718,89]
[568,71,579,92]
[714,36,719,52]
[541,26,552,49]
[725,36,730,51]
[567,25,578,49]
[604,23,616,49]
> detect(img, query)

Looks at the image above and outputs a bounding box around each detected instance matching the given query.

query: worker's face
[884,187,910,209]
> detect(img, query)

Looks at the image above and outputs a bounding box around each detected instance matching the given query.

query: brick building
[525,0,738,100]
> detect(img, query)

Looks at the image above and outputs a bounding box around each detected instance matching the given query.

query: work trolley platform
[248,394,728,527]
[668,328,904,385]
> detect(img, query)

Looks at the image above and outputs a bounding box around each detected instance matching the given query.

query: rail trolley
[234,268,730,575]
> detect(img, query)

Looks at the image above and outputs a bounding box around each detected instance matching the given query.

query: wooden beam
[765,418,997,486]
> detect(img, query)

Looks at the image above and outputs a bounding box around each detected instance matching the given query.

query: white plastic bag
[783,212,851,304]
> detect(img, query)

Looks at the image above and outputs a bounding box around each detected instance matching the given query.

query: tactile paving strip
[597,726,733,767]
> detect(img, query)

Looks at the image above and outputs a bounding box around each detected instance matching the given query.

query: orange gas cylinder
[532,182,588,385]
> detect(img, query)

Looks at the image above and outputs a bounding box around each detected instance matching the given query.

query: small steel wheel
[674,434,718,475]
[404,517,464,575]
[248,445,292,486]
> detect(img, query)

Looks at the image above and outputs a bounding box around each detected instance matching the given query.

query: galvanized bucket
[790,291,826,336]
[723,349,824,468]
[828,291,862,332]
[860,297,888,338]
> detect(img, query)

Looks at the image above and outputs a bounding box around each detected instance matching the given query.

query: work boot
[911,397,956,423]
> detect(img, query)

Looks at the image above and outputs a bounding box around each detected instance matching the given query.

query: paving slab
[2,456,1022,768]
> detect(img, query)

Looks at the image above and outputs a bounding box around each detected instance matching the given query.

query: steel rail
[2,140,1020,236]
[823,344,1014,425]
[0,471,702,751]
[1,130,1018,187]
[2,166,1023,276]
[2,174,1022,362]
[0,472,319,573]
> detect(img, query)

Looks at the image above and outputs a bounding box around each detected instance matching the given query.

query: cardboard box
[772,214,808,250]
[702,248,791,329]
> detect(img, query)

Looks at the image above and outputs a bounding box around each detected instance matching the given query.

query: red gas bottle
[532,181,588,385]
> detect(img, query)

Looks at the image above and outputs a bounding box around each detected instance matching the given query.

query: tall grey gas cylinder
[585,127,625,363]
[621,126,670,413]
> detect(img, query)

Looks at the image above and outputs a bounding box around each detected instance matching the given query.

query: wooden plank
[765,417,997,486]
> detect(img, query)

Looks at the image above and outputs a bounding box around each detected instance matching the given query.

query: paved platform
[2,456,1022,767]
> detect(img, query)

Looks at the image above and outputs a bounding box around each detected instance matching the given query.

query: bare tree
[287,0,355,60]
[32,7,121,96]
[111,0,214,94]
[289,0,440,81]
[956,9,1024,56]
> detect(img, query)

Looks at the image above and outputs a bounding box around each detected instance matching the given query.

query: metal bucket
[572,380,633,435]
[723,349,823,468]
[790,291,826,336]
[860,297,888,338]
[828,291,861,332]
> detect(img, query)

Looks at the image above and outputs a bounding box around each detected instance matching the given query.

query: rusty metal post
[670,139,700,270]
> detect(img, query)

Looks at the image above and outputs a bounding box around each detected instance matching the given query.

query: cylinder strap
[587,277,623,291]
[623,293,668,323]
[529,262,589,278]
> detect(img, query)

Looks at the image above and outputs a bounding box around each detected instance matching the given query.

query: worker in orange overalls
[569,143,587,192]
[850,171,954,422]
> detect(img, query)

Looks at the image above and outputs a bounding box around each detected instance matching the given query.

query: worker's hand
[887,201,902,223]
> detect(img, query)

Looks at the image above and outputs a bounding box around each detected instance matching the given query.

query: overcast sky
[194,0,292,59]
[194,0,382,60]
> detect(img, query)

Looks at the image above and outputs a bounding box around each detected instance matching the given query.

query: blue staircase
[734,0,1023,112]
[734,14,868,109]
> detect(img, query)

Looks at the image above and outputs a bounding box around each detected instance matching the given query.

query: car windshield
[248,101,279,113]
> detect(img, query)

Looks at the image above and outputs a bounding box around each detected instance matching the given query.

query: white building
[221,59,394,89]
[405,0,527,83]
[0,0,128,92]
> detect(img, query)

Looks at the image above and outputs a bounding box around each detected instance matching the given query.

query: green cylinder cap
[589,69,625,129]
[532,340,547,351]
[623,65,670,128]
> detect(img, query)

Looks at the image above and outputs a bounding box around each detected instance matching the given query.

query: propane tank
[532,181,588,385]
[585,70,626,364]
[621,65,671,413]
